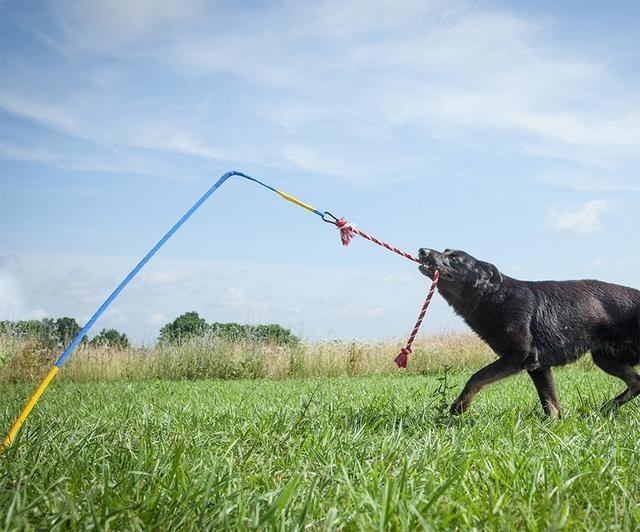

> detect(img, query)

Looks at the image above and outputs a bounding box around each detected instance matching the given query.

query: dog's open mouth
[420,263,452,280]
[419,264,447,279]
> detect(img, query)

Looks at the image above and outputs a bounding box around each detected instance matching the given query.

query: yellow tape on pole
[2,366,59,451]
[277,191,318,214]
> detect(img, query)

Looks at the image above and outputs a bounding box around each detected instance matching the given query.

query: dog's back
[525,279,640,367]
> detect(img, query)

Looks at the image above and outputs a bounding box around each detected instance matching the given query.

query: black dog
[418,248,640,417]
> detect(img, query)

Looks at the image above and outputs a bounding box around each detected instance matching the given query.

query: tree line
[158,312,299,345]
[0,311,299,348]
[0,317,129,349]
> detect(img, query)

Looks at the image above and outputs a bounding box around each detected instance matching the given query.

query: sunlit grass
[2,372,638,529]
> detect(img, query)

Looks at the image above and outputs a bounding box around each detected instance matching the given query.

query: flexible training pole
[1,171,292,450]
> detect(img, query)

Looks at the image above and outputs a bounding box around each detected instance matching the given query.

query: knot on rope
[394,347,412,369]
[336,218,355,246]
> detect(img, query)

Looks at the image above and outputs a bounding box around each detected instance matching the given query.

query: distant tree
[54,317,82,347]
[159,311,207,344]
[251,324,299,346]
[90,328,129,349]
[209,322,299,346]
[209,322,248,341]
[0,317,84,348]
[157,312,300,346]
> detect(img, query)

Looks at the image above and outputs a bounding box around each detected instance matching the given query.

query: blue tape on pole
[54,170,315,368]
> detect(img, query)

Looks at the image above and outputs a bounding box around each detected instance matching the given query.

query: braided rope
[334,218,439,368]
[394,271,439,368]
[336,219,420,263]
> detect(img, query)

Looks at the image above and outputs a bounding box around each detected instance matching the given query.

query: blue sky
[1,0,638,344]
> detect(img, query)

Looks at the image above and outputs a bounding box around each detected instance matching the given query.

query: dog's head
[418,248,503,292]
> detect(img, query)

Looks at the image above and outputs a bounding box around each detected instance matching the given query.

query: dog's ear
[487,262,503,286]
[476,261,503,291]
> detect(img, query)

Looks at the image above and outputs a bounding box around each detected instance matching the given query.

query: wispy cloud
[547,200,610,235]
[144,267,195,287]
[0,272,25,319]
[135,125,227,160]
[281,145,355,177]
[0,92,79,135]
[2,1,636,183]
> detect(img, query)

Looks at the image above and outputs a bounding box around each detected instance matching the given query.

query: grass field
[2,370,639,530]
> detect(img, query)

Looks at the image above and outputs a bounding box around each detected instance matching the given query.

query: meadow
[0,333,497,383]
[1,336,639,530]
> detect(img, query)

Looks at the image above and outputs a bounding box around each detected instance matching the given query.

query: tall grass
[0,332,501,383]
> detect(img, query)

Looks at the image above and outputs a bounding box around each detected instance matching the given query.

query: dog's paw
[542,403,562,419]
[449,400,467,416]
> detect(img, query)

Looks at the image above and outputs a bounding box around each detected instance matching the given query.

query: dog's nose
[418,248,433,261]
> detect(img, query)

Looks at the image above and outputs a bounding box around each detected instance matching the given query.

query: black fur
[419,248,640,416]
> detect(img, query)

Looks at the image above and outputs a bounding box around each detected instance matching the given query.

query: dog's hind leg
[450,358,522,415]
[592,350,640,407]
[528,367,561,418]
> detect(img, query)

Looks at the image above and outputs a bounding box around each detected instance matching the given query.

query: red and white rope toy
[334,218,440,368]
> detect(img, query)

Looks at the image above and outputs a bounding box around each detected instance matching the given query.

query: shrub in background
[158,311,208,344]
[89,328,130,349]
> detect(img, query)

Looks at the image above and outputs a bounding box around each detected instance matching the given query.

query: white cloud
[548,200,610,234]
[135,126,226,161]
[0,92,79,134]
[281,145,355,177]
[223,285,260,310]
[2,0,636,185]
[148,313,168,327]
[144,268,194,287]
[513,111,639,151]
[193,5,635,171]
[257,102,324,132]
[0,141,177,179]
[0,274,24,319]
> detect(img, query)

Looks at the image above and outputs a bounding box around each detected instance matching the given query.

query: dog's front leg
[450,358,522,415]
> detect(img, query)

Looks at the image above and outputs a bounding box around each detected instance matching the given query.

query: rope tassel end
[394,347,411,368]
[336,218,355,246]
